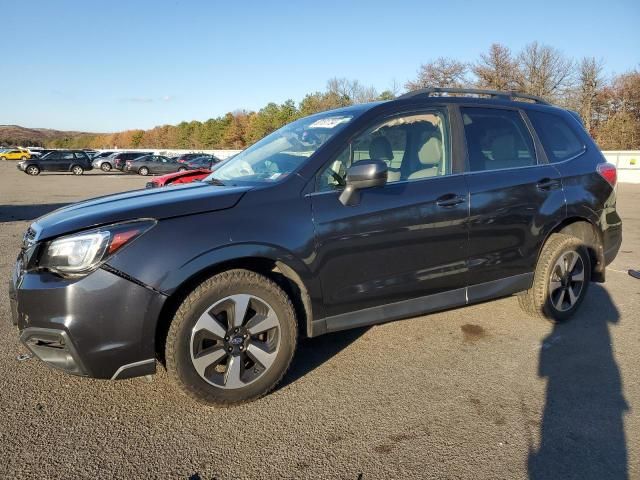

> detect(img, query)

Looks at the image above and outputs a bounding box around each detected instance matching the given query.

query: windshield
[205,111,355,185]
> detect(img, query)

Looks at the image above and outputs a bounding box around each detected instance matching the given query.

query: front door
[310,108,469,323]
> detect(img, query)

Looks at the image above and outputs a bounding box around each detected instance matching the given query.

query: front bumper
[9,261,166,379]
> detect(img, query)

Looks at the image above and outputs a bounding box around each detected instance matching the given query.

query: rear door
[74,151,89,167]
[59,151,76,171]
[158,156,174,173]
[459,106,564,301]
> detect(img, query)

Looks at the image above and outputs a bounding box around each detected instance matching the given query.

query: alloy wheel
[26,166,39,175]
[190,294,281,389]
[72,166,83,175]
[549,250,585,312]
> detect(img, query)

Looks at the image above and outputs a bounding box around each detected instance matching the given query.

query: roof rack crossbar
[397,87,550,105]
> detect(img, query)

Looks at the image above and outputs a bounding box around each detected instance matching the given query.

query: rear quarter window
[527,110,586,163]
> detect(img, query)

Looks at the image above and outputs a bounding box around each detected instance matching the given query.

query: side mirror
[339,160,388,206]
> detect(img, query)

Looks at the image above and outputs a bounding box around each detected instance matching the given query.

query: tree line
[42,42,640,151]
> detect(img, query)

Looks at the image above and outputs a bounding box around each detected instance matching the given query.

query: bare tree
[405,57,469,91]
[326,78,379,104]
[516,42,574,100]
[472,43,519,91]
[576,57,605,132]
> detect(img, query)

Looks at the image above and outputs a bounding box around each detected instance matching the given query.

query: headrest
[490,135,515,162]
[418,137,442,165]
[368,136,393,162]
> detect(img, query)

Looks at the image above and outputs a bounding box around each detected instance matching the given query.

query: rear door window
[462,107,537,172]
[526,110,586,162]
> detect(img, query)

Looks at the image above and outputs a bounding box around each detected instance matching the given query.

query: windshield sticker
[308,116,352,129]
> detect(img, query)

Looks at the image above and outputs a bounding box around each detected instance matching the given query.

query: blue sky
[1,0,638,132]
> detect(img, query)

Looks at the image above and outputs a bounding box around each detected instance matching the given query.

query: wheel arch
[539,216,605,283]
[154,254,314,366]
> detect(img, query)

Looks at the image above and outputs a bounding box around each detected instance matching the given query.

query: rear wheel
[178,167,187,172]
[101,162,112,172]
[518,233,591,322]
[138,166,149,176]
[71,165,84,175]
[21,156,27,161]
[26,165,40,176]
[0,156,6,161]
[166,269,297,406]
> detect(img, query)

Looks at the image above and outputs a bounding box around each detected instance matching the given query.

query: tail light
[597,162,617,187]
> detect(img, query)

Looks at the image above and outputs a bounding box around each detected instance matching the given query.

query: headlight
[38,220,155,276]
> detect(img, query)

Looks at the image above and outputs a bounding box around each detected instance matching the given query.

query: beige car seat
[407,136,442,179]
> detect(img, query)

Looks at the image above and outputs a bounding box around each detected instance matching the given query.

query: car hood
[31,182,251,241]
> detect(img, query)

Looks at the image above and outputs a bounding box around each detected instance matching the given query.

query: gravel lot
[0,161,638,480]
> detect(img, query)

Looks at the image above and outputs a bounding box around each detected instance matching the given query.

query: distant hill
[0,125,99,147]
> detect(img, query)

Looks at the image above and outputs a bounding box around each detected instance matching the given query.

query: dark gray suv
[9,88,622,405]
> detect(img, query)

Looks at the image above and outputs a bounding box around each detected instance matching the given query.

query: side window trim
[459,105,541,174]
[313,107,452,192]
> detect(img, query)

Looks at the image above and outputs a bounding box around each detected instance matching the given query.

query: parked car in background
[17,150,93,175]
[28,149,56,158]
[175,153,209,164]
[124,154,187,175]
[185,155,221,170]
[145,168,212,188]
[92,153,118,172]
[92,151,116,160]
[146,157,229,188]
[1,148,30,161]
[113,151,153,170]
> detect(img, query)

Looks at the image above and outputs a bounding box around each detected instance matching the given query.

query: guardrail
[602,151,640,184]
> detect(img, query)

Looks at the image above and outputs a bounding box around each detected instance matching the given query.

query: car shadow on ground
[528,283,629,479]
[278,326,370,390]
[0,203,69,223]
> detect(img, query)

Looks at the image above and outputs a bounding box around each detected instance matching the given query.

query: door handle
[436,193,466,207]
[536,178,561,191]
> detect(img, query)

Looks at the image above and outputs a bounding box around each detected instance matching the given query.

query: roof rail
[397,87,550,105]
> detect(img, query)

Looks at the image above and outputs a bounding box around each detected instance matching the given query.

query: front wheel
[138,166,149,176]
[518,233,591,322]
[166,269,298,406]
[178,167,187,172]
[71,165,84,175]
[0,156,6,161]
[26,165,40,176]
[101,162,112,172]
[21,156,27,161]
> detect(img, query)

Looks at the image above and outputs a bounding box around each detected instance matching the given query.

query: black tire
[0,156,6,161]
[138,166,149,176]
[26,165,40,176]
[166,269,297,406]
[101,162,112,172]
[71,165,84,175]
[21,156,27,161]
[518,233,591,322]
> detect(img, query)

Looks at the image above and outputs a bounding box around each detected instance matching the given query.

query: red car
[145,168,211,188]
